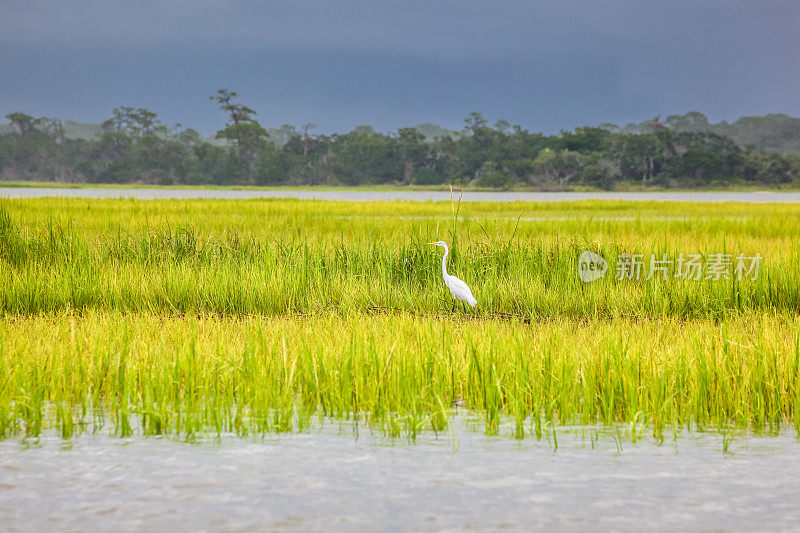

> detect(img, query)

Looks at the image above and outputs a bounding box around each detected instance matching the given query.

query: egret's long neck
[440,244,449,278]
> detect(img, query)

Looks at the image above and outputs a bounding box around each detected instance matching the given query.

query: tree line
[1,90,798,189]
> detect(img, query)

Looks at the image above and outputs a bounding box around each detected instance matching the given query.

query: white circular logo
[578,251,608,283]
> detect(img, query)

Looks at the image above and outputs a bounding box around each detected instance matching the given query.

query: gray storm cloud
[0,0,798,133]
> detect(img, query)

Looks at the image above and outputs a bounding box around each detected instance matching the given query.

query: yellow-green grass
[0,197,798,443]
[1,312,798,442]
[1,199,799,318]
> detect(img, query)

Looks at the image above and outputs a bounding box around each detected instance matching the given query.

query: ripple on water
[0,425,799,531]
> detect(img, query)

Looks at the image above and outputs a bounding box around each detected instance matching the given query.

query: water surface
[3,187,800,202]
[2,426,798,531]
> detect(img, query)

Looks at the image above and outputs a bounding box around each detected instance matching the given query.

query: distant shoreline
[4,186,800,203]
[1,180,799,194]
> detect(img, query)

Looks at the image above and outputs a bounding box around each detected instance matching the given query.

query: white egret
[427,241,477,310]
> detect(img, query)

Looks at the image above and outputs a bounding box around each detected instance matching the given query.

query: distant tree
[328,129,401,185]
[578,157,620,190]
[615,133,668,184]
[351,125,377,136]
[267,124,299,147]
[210,89,267,175]
[102,106,167,137]
[132,108,167,137]
[558,127,613,153]
[300,122,316,156]
[176,128,202,146]
[650,115,667,132]
[102,106,134,134]
[742,150,794,184]
[665,111,710,132]
[493,119,511,134]
[414,123,455,141]
[38,117,65,142]
[456,112,499,181]
[397,127,426,185]
[532,148,585,190]
[464,112,488,130]
[475,160,514,189]
[715,114,800,154]
[5,112,36,137]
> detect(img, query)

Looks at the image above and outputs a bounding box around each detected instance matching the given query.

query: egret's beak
[426,242,437,246]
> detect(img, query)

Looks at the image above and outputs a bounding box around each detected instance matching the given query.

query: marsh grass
[0,201,798,318]
[0,312,798,443]
[0,197,799,444]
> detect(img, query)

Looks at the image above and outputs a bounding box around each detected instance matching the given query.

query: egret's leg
[452,299,456,312]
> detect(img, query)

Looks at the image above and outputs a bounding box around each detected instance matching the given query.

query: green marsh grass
[0,312,798,442]
[0,199,798,318]
[0,198,799,444]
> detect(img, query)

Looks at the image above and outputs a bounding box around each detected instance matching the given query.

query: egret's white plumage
[427,241,477,308]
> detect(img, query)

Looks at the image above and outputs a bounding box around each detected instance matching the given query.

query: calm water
[3,187,800,202]
[1,424,798,532]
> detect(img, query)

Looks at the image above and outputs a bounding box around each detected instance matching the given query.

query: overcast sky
[1,0,798,135]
